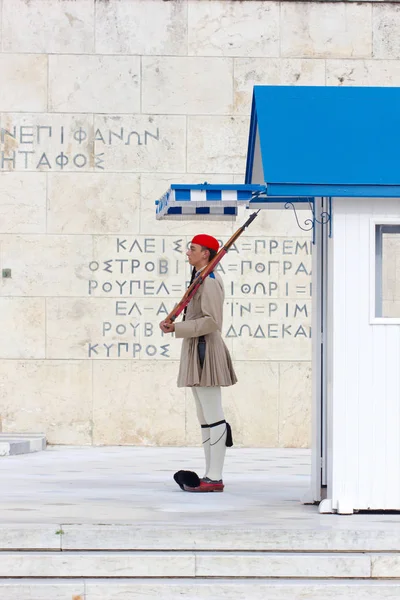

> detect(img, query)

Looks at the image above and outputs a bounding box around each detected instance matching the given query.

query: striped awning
[155,183,266,220]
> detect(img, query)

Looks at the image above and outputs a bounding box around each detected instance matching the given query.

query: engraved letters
[86,236,312,359]
[0,123,162,171]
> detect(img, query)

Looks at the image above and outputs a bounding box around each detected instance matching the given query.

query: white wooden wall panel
[344,206,360,509]
[329,197,400,512]
[329,201,348,511]
[384,325,400,506]
[356,201,375,510]
[371,325,387,508]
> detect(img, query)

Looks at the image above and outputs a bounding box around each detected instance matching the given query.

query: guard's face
[187,243,208,268]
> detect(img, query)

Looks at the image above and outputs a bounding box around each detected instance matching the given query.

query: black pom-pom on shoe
[173,470,201,490]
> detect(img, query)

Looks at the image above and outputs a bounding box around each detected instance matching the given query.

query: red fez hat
[191,234,219,253]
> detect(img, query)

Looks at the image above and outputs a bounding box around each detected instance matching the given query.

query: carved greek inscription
[0,124,161,171]
[85,236,312,359]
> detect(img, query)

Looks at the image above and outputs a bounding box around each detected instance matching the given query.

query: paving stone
[195,552,370,578]
[0,447,399,534]
[0,551,195,578]
[85,579,400,600]
[0,525,61,550]
[0,433,46,456]
[61,525,400,552]
[0,580,84,600]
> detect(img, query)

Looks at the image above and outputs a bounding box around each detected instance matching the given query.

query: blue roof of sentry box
[245,85,400,197]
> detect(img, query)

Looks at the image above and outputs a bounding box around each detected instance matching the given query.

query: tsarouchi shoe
[183,477,224,493]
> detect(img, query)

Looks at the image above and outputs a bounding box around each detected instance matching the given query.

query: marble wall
[0,0,397,447]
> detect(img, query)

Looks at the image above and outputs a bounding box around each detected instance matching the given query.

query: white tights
[191,386,227,481]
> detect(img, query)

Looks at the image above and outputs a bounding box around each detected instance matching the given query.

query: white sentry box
[314,199,400,514]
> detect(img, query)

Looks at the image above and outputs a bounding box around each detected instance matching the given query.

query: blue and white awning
[155,85,400,225]
[155,183,266,220]
[156,86,400,222]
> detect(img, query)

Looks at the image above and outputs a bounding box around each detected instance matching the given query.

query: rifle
[165,210,260,324]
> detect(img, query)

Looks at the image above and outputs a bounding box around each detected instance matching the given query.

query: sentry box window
[373,222,400,322]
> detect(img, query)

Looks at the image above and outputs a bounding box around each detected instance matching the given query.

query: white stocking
[193,386,227,481]
[191,387,210,478]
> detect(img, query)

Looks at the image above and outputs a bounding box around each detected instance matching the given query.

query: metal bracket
[284,198,332,244]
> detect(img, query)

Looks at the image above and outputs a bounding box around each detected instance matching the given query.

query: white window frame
[370,217,400,325]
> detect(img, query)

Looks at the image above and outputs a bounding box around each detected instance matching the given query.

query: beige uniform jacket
[174,271,237,387]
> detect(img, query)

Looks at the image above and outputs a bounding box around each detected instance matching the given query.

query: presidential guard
[160,233,237,492]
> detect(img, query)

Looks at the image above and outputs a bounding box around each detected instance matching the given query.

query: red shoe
[183,477,224,493]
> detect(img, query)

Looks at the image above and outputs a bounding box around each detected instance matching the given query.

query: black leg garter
[201,420,233,447]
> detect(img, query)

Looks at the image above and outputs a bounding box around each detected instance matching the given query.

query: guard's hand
[159,320,175,334]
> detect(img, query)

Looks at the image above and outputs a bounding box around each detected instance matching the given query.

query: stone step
[59,524,400,552]
[2,524,400,552]
[0,433,46,456]
[0,550,399,579]
[1,579,400,600]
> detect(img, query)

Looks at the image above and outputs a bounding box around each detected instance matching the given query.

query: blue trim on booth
[171,184,264,191]
[245,93,257,188]
[266,183,400,198]
[249,196,313,204]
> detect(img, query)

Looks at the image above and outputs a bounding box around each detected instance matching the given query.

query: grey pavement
[1,445,400,531]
